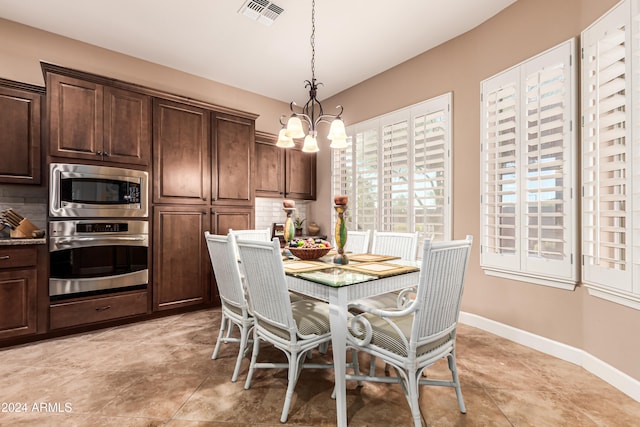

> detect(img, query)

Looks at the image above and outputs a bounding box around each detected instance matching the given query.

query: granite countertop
[0,237,46,246]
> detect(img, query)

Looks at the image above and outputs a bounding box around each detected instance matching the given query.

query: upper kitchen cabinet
[153,98,210,205]
[0,79,43,184]
[211,112,254,206]
[255,131,316,200]
[43,63,151,166]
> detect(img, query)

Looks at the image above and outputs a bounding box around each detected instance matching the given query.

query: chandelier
[276,0,348,152]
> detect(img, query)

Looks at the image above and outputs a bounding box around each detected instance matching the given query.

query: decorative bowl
[288,246,331,260]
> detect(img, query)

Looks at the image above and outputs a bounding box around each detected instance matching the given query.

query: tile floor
[0,308,639,426]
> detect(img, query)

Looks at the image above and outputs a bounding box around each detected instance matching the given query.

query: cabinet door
[103,86,151,166]
[211,205,254,235]
[0,269,37,339]
[286,148,316,200]
[153,206,210,310]
[0,81,42,184]
[255,131,285,197]
[48,74,103,161]
[153,99,210,204]
[212,113,254,205]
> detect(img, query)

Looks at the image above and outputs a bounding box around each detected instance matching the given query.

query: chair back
[229,227,272,243]
[236,238,296,337]
[344,229,371,254]
[411,235,473,351]
[204,232,247,310]
[370,231,419,260]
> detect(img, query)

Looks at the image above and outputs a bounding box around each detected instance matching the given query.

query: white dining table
[284,258,420,427]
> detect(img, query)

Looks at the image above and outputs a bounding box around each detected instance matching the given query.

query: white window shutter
[354,121,379,232]
[581,2,633,291]
[481,68,520,271]
[412,94,451,244]
[381,111,410,232]
[521,41,576,281]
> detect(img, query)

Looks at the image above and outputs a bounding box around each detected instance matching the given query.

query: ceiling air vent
[238,0,284,26]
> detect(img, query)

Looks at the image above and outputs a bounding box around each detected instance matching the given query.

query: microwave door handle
[55,236,147,245]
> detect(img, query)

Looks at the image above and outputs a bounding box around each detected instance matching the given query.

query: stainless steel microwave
[49,163,148,218]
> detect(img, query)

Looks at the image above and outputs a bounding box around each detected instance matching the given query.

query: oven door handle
[54,236,147,245]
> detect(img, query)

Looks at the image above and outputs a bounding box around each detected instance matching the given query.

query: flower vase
[333,202,349,265]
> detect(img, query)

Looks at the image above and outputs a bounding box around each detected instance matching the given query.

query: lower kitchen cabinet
[153,206,210,310]
[0,245,42,340]
[49,290,148,330]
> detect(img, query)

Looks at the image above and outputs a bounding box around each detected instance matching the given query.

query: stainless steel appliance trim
[49,269,149,297]
[49,219,149,236]
[49,219,149,252]
[49,163,149,218]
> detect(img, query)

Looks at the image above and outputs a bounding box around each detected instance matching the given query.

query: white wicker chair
[370,230,419,260]
[236,238,334,423]
[229,227,272,243]
[343,229,371,254]
[204,232,254,382]
[347,236,473,427]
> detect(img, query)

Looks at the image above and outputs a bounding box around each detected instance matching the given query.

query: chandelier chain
[310,0,316,82]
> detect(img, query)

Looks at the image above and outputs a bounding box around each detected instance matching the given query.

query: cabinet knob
[202,197,207,201]
[95,305,112,312]
[96,151,103,156]
[103,152,110,157]
[0,255,9,260]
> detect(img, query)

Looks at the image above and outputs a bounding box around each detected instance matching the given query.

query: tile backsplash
[255,197,307,234]
[0,184,47,233]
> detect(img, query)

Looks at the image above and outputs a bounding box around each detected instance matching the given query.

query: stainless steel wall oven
[49,220,149,300]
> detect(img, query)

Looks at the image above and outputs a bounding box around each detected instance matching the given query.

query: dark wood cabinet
[0,246,39,340]
[153,206,210,311]
[0,79,43,184]
[286,145,316,200]
[46,72,150,165]
[255,131,316,200]
[255,131,285,197]
[152,100,256,310]
[153,98,210,204]
[212,112,254,205]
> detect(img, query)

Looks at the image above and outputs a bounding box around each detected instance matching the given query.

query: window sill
[583,283,640,311]
[482,267,577,291]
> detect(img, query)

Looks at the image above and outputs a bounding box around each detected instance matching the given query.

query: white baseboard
[459,311,640,403]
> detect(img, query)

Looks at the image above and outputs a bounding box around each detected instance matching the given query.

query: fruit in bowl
[288,238,332,260]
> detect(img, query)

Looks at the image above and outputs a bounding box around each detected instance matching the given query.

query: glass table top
[283,256,420,288]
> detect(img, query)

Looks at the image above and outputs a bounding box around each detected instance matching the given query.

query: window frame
[332,93,452,252]
[480,38,578,290]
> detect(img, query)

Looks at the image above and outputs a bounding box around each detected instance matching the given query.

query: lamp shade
[302,134,319,153]
[329,136,348,149]
[327,118,347,141]
[276,128,295,148]
[285,116,306,139]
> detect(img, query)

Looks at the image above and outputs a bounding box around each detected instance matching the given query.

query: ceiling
[0,0,516,105]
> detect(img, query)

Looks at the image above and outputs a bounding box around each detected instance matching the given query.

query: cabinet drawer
[50,291,148,330]
[0,246,37,269]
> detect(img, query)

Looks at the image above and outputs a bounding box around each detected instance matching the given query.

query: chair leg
[448,352,466,413]
[244,331,261,390]
[212,314,228,360]
[369,355,377,376]
[231,323,249,382]
[406,372,422,427]
[280,351,300,423]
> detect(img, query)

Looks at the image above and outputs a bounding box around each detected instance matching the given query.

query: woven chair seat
[261,299,331,339]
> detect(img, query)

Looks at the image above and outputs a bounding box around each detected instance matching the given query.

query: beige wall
[319,0,640,382]
[2,0,638,383]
